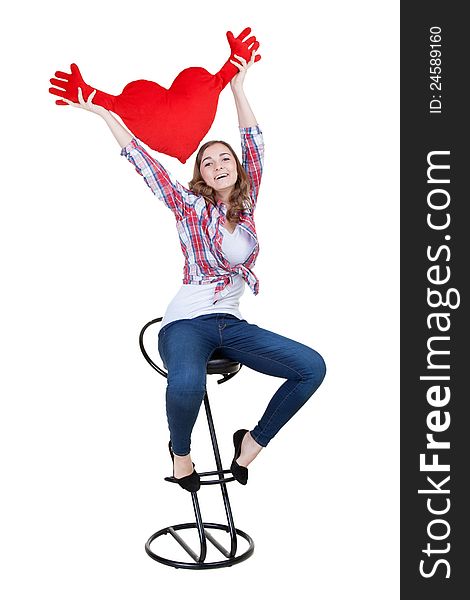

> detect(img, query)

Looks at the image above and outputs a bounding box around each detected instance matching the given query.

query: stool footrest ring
[145,522,255,570]
[164,468,236,485]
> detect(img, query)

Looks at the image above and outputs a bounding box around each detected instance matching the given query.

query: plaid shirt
[121,126,264,303]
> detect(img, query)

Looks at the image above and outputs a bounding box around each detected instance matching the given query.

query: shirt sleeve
[121,138,193,220]
[240,125,264,210]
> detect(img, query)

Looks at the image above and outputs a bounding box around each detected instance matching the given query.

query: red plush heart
[106,67,226,163]
[49,28,261,163]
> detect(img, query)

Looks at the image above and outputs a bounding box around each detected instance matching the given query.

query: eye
[223,157,230,161]
[203,161,212,167]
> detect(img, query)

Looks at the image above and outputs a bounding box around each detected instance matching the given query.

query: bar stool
[139,317,255,569]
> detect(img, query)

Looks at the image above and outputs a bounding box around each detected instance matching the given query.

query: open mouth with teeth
[215,174,229,181]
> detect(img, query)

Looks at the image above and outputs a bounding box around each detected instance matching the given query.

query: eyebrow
[202,152,231,163]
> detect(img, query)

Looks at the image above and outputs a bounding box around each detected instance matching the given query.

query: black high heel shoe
[230,429,249,485]
[167,442,201,493]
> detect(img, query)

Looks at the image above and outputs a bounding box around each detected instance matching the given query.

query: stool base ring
[145,522,255,570]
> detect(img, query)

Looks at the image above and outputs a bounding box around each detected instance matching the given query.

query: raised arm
[62,88,132,148]
[229,52,258,128]
[229,52,263,206]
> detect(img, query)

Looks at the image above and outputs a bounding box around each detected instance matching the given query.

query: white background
[1,1,399,598]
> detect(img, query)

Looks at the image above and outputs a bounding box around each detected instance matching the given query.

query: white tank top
[161,225,256,328]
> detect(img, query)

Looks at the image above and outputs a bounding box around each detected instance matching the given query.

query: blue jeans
[158,313,326,456]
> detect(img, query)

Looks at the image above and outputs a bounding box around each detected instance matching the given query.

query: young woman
[60,52,326,492]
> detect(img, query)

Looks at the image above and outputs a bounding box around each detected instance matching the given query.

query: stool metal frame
[139,317,255,569]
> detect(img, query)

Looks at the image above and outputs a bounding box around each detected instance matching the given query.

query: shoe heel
[230,429,249,485]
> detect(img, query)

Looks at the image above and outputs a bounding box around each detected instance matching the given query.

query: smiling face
[199,143,238,197]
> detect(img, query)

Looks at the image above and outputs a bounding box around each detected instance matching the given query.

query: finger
[243,36,256,47]
[55,70,70,80]
[247,40,260,52]
[254,54,261,63]
[229,59,244,72]
[87,89,97,104]
[49,86,68,98]
[226,30,234,44]
[70,63,82,78]
[236,27,252,41]
[61,98,79,107]
[55,99,68,106]
[233,54,247,65]
[229,59,243,71]
[50,78,68,90]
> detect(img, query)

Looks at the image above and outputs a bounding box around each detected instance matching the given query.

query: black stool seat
[207,349,240,375]
[139,316,253,569]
